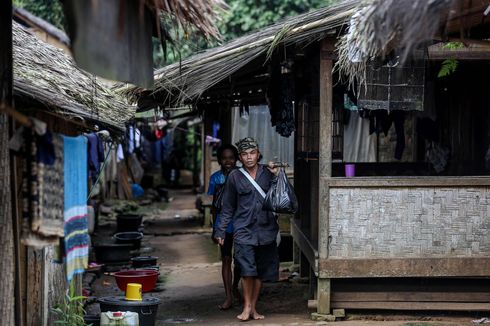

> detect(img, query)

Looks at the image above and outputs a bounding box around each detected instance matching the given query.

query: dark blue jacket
[215,164,278,246]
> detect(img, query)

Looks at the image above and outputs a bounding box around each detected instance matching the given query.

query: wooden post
[0,1,16,325]
[317,38,335,315]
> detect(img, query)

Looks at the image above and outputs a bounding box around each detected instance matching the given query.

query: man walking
[214,137,279,321]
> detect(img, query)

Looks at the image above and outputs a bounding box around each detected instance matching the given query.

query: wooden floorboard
[332,291,490,303]
[332,301,490,311]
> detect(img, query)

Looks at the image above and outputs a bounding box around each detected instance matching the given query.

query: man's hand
[267,161,280,176]
[215,237,225,246]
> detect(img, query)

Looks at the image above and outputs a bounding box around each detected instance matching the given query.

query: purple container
[345,164,355,177]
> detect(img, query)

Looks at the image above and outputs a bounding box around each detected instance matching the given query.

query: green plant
[438,42,464,78]
[50,280,88,326]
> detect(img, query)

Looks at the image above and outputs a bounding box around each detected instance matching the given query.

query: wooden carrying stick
[0,102,33,128]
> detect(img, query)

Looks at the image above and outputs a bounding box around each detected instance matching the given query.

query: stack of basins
[93,213,162,325]
[93,214,143,265]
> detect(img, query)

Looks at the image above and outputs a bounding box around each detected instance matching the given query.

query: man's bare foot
[218,298,233,310]
[237,306,251,321]
[251,311,264,320]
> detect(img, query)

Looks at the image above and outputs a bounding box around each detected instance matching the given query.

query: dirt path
[90,189,480,326]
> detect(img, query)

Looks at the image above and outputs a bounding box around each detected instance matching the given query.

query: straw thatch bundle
[119,0,359,106]
[336,0,462,88]
[13,22,134,134]
[147,0,227,39]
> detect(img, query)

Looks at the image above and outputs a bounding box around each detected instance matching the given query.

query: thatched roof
[336,0,490,87]
[148,0,227,39]
[119,0,359,106]
[13,22,134,134]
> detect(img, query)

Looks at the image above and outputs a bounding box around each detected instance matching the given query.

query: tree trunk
[0,0,15,324]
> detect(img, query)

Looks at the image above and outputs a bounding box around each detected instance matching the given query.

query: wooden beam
[326,176,490,188]
[429,49,490,60]
[291,218,318,273]
[331,301,490,311]
[319,257,490,278]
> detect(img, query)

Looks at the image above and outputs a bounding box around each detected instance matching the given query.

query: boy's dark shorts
[234,242,279,282]
[220,232,234,259]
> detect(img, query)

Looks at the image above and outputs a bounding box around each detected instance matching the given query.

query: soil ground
[89,189,482,326]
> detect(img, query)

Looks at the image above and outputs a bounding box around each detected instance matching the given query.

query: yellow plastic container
[125,283,142,301]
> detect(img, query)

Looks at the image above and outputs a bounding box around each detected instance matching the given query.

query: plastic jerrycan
[100,311,139,325]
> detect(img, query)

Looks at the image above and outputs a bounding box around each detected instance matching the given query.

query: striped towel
[63,135,89,282]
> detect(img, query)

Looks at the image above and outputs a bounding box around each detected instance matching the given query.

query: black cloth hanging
[267,61,296,137]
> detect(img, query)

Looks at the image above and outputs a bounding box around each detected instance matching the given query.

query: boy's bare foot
[233,288,242,303]
[218,298,233,310]
[251,310,264,320]
[237,306,251,321]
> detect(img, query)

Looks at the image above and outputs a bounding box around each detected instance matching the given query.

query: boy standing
[208,144,241,310]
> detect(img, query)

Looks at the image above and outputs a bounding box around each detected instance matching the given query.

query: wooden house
[122,0,490,316]
[5,22,134,326]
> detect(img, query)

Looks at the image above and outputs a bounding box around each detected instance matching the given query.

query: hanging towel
[63,135,89,282]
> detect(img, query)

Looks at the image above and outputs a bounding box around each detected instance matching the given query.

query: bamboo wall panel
[328,187,490,258]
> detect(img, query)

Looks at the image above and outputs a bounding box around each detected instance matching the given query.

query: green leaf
[438,59,458,78]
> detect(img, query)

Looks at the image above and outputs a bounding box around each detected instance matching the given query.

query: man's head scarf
[235,137,259,154]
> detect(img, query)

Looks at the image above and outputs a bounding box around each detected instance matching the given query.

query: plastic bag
[263,169,298,214]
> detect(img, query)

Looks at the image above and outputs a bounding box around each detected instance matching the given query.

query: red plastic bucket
[113,269,159,293]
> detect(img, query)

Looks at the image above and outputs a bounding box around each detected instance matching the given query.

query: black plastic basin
[93,243,132,263]
[131,256,158,268]
[116,214,143,232]
[114,232,143,249]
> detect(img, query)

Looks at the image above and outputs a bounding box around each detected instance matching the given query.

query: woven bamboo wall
[328,187,490,258]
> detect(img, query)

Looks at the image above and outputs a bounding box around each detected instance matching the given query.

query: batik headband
[235,137,259,153]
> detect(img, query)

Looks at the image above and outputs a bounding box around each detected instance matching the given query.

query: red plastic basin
[113,269,159,293]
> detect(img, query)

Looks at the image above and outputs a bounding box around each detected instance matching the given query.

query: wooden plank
[326,176,490,188]
[331,301,490,311]
[332,292,490,303]
[290,218,318,272]
[26,248,43,326]
[429,49,490,60]
[319,257,490,278]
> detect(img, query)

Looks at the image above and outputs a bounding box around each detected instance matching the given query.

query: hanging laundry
[117,144,125,162]
[63,135,89,282]
[21,131,64,248]
[267,61,296,137]
[392,111,406,160]
[85,132,105,179]
[128,125,135,154]
[135,128,141,149]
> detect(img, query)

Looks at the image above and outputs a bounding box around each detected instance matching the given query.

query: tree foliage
[13,0,65,30]
[14,0,335,66]
[156,0,335,66]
